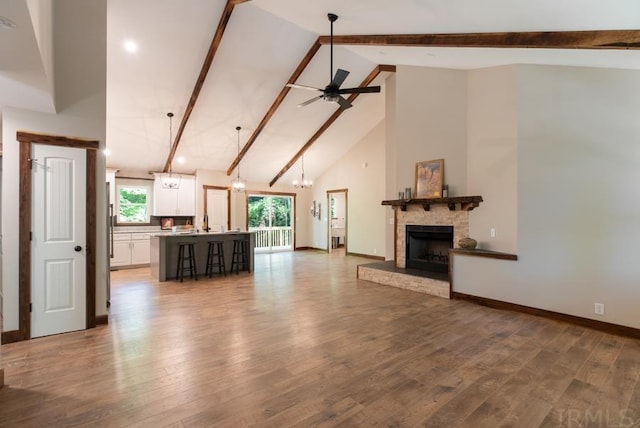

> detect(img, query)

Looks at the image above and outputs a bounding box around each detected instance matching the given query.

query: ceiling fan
[287,13,381,110]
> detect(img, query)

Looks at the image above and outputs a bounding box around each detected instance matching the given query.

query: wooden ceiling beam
[162,0,248,173]
[269,64,396,187]
[226,38,322,176]
[318,30,640,50]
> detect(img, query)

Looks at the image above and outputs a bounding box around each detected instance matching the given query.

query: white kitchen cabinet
[112,234,133,267]
[130,233,151,265]
[111,232,151,268]
[153,174,195,216]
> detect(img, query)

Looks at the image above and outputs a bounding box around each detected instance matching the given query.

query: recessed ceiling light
[123,40,138,53]
[176,156,185,164]
[0,16,17,29]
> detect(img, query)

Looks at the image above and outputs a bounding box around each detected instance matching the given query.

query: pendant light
[160,112,181,189]
[231,126,246,192]
[293,155,312,189]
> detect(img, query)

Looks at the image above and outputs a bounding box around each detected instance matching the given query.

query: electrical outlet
[490,228,496,238]
[373,248,377,254]
[594,303,605,315]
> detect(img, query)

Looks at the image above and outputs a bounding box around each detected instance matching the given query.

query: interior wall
[310,120,386,257]
[384,73,397,260]
[395,65,468,198]
[454,64,640,329]
[467,66,518,252]
[1,0,107,332]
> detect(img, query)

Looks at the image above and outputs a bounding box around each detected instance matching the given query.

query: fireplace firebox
[406,225,454,273]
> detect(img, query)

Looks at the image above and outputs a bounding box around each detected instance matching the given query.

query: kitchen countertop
[150,230,254,238]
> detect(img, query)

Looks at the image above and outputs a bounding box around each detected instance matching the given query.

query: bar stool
[205,240,226,278]
[230,238,249,274]
[176,242,198,282]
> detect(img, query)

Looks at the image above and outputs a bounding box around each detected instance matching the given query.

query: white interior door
[206,188,228,231]
[31,144,86,338]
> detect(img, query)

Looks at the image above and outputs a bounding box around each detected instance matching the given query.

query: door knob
[74,245,82,252]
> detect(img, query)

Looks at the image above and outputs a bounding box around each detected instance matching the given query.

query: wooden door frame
[203,185,231,230]
[245,191,297,250]
[327,189,348,253]
[15,131,99,343]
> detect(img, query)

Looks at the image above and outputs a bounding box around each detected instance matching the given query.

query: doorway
[13,131,98,343]
[247,192,295,252]
[327,189,348,255]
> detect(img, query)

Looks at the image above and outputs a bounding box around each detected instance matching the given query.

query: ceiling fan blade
[338,86,381,94]
[286,83,323,91]
[297,95,323,107]
[330,69,350,88]
[336,96,352,110]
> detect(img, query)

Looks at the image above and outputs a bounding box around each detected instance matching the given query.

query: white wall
[395,66,468,198]
[1,0,107,332]
[310,121,386,257]
[454,65,640,329]
[467,66,518,252]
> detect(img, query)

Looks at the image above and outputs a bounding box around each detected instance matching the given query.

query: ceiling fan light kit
[286,13,381,110]
[160,112,181,190]
[231,126,247,192]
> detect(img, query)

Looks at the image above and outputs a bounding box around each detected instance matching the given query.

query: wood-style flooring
[1,250,639,427]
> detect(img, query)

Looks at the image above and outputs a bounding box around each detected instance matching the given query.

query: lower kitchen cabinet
[111,232,151,268]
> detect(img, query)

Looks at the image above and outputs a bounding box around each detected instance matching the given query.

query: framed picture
[317,202,322,220]
[415,159,444,198]
[161,217,174,230]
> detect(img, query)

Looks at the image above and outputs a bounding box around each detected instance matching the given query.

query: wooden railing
[249,226,293,250]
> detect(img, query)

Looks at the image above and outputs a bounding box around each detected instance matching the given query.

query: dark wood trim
[16,131,99,149]
[86,150,97,328]
[449,248,518,261]
[246,190,297,197]
[0,368,4,388]
[269,64,395,187]
[19,139,31,341]
[1,330,22,345]
[226,38,322,176]
[203,185,231,230]
[95,315,109,325]
[319,30,640,50]
[382,196,484,212]
[163,0,242,173]
[294,246,314,251]
[346,252,385,261]
[393,208,397,264]
[452,292,640,340]
[16,131,99,342]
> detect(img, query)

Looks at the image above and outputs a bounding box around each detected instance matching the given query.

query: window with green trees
[118,186,149,223]
[248,196,291,228]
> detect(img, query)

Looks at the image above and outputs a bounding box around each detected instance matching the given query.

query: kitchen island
[150,231,255,281]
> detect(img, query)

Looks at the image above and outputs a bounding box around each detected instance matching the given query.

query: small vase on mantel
[458,237,477,249]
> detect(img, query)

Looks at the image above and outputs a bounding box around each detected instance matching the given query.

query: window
[116,179,153,224]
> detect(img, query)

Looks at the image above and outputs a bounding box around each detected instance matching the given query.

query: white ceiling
[2,0,640,186]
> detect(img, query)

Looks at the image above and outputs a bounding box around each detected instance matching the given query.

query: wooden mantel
[381,196,483,212]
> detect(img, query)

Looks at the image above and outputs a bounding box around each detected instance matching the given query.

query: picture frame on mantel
[415,159,444,198]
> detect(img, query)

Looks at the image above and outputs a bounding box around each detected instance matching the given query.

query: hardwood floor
[1,250,639,427]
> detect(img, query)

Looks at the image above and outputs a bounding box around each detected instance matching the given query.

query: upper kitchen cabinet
[153,174,196,216]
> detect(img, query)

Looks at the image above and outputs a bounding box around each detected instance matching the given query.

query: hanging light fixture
[160,112,181,189]
[231,126,246,192]
[293,155,313,189]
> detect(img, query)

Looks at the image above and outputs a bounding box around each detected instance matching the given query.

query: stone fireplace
[395,203,471,269]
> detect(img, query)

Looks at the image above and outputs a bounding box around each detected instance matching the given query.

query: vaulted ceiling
[2,0,640,186]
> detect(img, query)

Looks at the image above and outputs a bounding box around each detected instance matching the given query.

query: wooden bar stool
[176,242,198,282]
[230,238,249,274]
[205,240,226,278]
